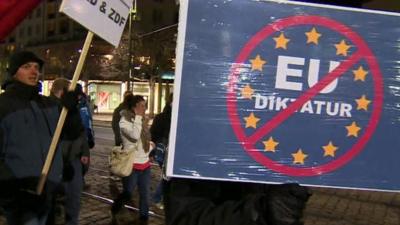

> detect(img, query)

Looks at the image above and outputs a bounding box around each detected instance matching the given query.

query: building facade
[0,0,179,115]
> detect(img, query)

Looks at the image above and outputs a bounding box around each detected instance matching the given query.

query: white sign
[60,0,132,46]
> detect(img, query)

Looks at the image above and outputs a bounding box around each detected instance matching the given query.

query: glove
[87,131,95,149]
[0,179,18,207]
[16,186,52,214]
[88,139,95,149]
[61,90,79,110]
[263,183,311,225]
[16,177,39,192]
[16,189,46,209]
[81,157,90,176]
[4,177,48,212]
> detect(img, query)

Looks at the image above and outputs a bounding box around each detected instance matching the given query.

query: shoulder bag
[109,146,135,177]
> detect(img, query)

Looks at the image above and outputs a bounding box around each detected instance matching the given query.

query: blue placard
[167,0,400,192]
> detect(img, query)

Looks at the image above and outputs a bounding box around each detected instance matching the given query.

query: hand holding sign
[37,0,132,194]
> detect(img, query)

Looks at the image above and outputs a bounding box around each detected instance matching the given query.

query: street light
[128,0,137,91]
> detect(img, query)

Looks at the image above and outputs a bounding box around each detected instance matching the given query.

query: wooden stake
[36,31,94,195]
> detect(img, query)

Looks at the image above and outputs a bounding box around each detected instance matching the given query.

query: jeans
[153,179,164,203]
[4,207,49,225]
[63,159,83,225]
[121,167,151,218]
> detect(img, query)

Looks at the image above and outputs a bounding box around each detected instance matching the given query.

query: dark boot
[138,217,149,225]
[111,192,130,214]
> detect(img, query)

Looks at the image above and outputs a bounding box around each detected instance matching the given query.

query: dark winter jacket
[150,104,171,145]
[0,81,64,207]
[49,95,90,161]
[112,102,128,146]
[164,178,311,225]
[78,95,95,148]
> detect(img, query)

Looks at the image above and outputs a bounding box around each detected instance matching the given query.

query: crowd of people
[0,51,311,225]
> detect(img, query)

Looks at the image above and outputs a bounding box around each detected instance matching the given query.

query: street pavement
[81,117,400,225]
[87,116,400,225]
[0,115,399,225]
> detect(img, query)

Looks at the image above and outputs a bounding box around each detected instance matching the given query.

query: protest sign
[168,0,400,192]
[38,0,132,194]
[60,0,132,46]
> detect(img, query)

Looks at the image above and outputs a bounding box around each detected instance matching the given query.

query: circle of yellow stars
[239,26,371,165]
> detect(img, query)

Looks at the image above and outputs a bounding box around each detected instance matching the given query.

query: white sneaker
[110,175,121,181]
[155,202,164,210]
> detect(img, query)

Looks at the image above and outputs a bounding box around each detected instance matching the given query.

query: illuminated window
[59,20,69,34]
[47,21,56,36]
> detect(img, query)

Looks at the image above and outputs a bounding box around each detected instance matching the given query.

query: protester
[76,83,95,150]
[0,51,79,225]
[149,94,173,210]
[111,95,152,223]
[164,178,311,225]
[87,95,96,115]
[112,91,134,146]
[47,78,90,225]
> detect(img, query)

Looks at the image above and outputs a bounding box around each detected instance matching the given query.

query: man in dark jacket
[164,179,311,225]
[48,78,90,225]
[111,90,133,146]
[0,51,78,225]
[75,83,95,150]
[150,95,172,148]
[150,94,172,209]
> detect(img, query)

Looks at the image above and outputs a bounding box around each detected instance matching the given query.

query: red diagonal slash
[248,51,363,144]
[226,15,383,176]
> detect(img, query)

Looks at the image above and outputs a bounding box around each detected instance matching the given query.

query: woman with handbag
[111,95,152,223]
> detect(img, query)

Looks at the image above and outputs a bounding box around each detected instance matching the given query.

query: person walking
[112,91,133,146]
[74,84,94,185]
[150,94,173,209]
[75,84,95,150]
[47,78,90,225]
[111,95,152,223]
[0,51,79,225]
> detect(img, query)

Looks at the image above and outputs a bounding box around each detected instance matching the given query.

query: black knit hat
[7,51,44,77]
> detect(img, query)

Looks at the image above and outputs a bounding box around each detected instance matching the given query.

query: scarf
[121,109,151,152]
[141,117,151,153]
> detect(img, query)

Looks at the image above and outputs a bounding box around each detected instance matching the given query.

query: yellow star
[241,84,254,99]
[353,66,368,81]
[263,137,279,152]
[244,113,260,129]
[345,122,361,137]
[322,141,338,157]
[305,27,321,45]
[250,55,267,71]
[335,40,351,56]
[355,95,371,111]
[292,149,308,165]
[273,33,290,50]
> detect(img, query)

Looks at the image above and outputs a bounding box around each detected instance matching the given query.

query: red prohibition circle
[226,15,383,177]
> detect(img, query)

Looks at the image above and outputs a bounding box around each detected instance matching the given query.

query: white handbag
[109,146,135,177]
